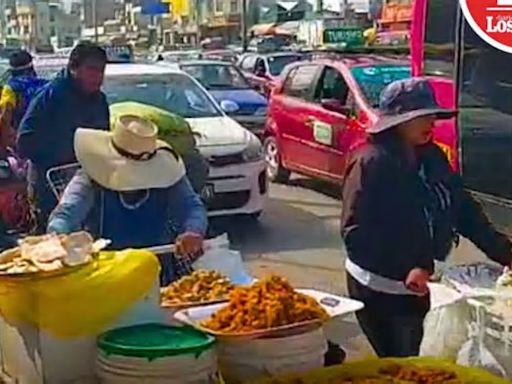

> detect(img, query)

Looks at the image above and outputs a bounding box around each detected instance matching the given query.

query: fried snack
[378,364,458,383]
[329,365,459,384]
[266,364,461,384]
[201,275,329,333]
[0,232,98,275]
[162,270,234,305]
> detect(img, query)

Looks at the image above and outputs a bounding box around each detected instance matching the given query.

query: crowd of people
[0,42,207,285]
[0,42,511,361]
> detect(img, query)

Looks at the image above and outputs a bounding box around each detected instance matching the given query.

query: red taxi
[238,52,304,97]
[264,55,456,183]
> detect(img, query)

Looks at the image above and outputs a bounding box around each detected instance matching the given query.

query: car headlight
[254,106,268,116]
[242,134,263,162]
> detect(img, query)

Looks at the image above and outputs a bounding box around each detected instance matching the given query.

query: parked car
[103,64,267,218]
[201,49,238,63]
[0,60,9,92]
[237,52,304,96]
[155,50,202,63]
[265,56,432,184]
[179,60,268,137]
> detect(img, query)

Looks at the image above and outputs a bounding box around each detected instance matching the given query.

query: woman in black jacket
[341,78,512,358]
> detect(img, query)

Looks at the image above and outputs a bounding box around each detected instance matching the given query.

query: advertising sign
[460,0,512,53]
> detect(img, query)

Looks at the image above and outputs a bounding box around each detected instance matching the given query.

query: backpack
[7,76,49,130]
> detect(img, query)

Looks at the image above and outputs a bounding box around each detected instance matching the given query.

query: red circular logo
[460,0,512,52]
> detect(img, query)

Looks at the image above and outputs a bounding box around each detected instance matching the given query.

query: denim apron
[97,188,176,285]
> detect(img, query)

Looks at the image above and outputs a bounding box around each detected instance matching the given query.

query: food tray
[247,357,510,384]
[173,289,364,340]
[161,297,228,310]
[160,275,255,310]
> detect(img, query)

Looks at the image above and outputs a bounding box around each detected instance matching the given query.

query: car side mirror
[321,99,351,115]
[220,99,240,114]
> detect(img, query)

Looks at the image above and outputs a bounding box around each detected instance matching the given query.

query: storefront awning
[250,23,277,36]
[274,21,300,35]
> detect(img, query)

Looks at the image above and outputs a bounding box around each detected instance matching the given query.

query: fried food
[0,232,100,275]
[267,364,461,383]
[162,270,234,305]
[201,275,329,333]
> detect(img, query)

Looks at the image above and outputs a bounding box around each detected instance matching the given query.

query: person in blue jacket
[47,115,208,285]
[0,51,48,156]
[17,42,110,231]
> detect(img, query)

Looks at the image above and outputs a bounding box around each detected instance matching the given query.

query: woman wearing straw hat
[341,78,512,357]
[47,114,208,285]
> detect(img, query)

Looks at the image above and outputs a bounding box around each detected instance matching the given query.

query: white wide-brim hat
[75,114,185,191]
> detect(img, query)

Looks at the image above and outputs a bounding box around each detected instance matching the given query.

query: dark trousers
[347,273,429,358]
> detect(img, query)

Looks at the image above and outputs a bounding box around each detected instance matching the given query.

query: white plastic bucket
[97,347,218,384]
[96,324,219,384]
[218,327,328,383]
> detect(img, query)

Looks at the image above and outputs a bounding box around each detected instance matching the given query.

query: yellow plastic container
[247,357,511,384]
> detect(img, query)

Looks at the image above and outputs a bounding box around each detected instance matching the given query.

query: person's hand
[405,268,431,296]
[175,232,204,260]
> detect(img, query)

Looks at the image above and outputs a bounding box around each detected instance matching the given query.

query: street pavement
[211,175,492,361]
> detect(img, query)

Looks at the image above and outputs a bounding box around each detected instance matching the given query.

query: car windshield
[352,65,411,108]
[182,64,250,90]
[104,73,222,119]
[267,55,302,76]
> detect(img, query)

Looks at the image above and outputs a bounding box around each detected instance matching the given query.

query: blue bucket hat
[368,77,457,134]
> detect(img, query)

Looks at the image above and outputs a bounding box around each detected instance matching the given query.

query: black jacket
[341,139,512,282]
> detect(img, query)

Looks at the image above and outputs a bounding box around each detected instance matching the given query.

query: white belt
[346,258,416,296]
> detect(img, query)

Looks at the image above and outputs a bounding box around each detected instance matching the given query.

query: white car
[103,64,267,218]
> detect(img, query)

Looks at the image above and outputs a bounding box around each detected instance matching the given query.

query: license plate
[200,184,215,202]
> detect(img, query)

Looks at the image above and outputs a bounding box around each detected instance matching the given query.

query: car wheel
[264,136,290,183]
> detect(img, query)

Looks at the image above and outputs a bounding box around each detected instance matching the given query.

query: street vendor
[47,114,208,285]
[341,78,512,358]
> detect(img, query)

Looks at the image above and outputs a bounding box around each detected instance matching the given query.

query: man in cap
[0,50,48,157]
[17,42,110,231]
[47,115,208,285]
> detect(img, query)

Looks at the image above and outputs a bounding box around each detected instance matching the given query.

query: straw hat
[75,115,185,191]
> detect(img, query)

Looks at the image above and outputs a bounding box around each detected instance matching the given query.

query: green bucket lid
[98,324,215,360]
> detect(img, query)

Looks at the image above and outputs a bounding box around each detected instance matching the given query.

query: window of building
[230,0,239,13]
[214,0,223,13]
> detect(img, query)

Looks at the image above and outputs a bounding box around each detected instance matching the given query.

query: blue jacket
[17,69,109,171]
[47,170,208,243]
[6,76,49,130]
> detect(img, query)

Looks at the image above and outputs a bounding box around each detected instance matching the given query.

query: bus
[411,0,512,235]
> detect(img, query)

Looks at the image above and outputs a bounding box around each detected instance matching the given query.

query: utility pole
[241,0,248,52]
[92,0,99,42]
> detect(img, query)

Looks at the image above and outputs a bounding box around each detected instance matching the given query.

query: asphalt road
[210,174,491,359]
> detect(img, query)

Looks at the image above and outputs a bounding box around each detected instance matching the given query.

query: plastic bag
[110,102,199,156]
[0,249,159,338]
[457,305,506,378]
[443,263,503,295]
[420,300,472,358]
[193,234,254,285]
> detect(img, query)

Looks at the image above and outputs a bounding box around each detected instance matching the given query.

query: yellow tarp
[248,357,511,383]
[0,249,159,338]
